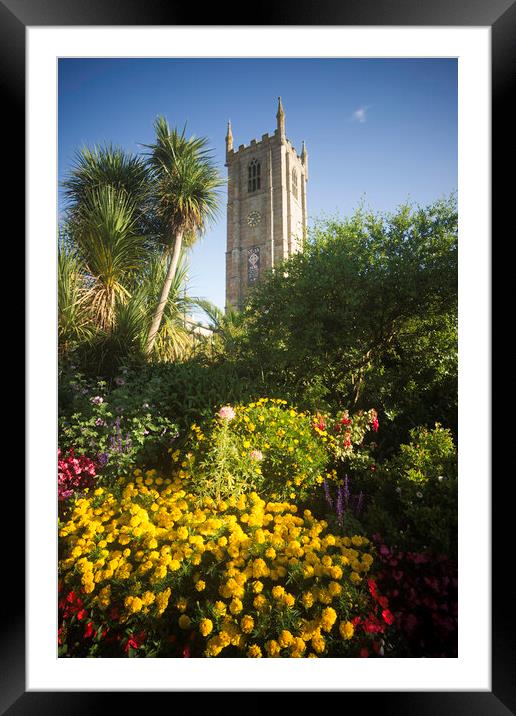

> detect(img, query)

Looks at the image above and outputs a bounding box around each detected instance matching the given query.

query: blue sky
[58,58,457,315]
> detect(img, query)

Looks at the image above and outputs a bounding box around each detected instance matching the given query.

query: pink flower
[250,450,263,461]
[218,405,236,421]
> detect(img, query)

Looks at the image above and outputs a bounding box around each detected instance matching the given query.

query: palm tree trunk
[145,230,183,355]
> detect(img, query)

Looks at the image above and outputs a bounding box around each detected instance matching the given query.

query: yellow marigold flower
[330,565,343,580]
[213,601,226,616]
[311,633,326,654]
[169,559,181,571]
[205,636,224,657]
[320,607,337,632]
[176,526,188,540]
[199,618,213,637]
[301,591,315,609]
[240,615,254,634]
[218,631,232,647]
[271,585,285,600]
[339,621,354,640]
[278,630,294,648]
[328,581,342,597]
[252,580,264,593]
[142,591,155,606]
[247,644,262,658]
[283,593,295,608]
[265,640,281,657]
[229,598,243,615]
[350,571,362,584]
[179,614,191,630]
[195,580,206,592]
[253,594,268,611]
[127,596,143,614]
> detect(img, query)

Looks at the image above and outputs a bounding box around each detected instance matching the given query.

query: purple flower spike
[336,485,345,526]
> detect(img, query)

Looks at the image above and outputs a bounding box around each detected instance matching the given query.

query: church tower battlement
[225,98,308,311]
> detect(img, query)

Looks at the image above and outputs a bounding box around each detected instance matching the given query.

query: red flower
[124,630,146,653]
[367,578,379,599]
[84,621,95,639]
[76,609,87,621]
[382,609,394,625]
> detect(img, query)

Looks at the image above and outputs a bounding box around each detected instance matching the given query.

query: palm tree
[195,299,245,356]
[63,144,151,225]
[143,116,224,356]
[69,185,147,331]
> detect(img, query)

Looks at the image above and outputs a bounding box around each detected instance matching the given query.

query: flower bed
[58,470,394,657]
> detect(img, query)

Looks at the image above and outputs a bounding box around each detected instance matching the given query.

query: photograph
[57,56,459,660]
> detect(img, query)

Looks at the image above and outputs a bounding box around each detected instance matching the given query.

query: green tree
[67,185,147,332]
[236,197,458,445]
[143,117,224,356]
[63,145,151,234]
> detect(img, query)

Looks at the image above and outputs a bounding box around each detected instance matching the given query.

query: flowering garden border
[16,0,507,712]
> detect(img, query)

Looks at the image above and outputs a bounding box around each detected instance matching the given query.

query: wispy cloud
[351,105,370,123]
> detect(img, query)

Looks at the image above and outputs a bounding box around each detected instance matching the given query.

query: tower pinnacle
[225,120,233,155]
[301,140,308,179]
[276,97,285,140]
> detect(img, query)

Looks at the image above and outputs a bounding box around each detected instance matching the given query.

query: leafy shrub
[177,399,334,502]
[58,371,179,486]
[58,471,395,658]
[351,424,457,556]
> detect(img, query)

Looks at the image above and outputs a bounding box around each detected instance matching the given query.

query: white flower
[218,405,236,421]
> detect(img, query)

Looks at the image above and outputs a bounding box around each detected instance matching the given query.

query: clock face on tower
[247,210,261,228]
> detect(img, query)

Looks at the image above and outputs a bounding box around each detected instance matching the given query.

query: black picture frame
[8,0,510,711]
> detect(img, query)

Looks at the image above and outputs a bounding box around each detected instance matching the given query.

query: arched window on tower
[248,159,261,193]
[292,168,298,199]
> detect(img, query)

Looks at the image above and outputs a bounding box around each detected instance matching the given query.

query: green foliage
[389,423,456,484]
[353,424,457,556]
[144,117,225,243]
[58,240,94,358]
[59,122,224,375]
[220,197,457,453]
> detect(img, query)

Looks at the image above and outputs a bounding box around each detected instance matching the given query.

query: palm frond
[58,241,94,354]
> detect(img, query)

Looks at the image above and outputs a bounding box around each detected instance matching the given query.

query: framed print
[6,0,512,711]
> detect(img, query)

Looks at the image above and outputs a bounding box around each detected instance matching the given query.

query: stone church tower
[225,98,308,311]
